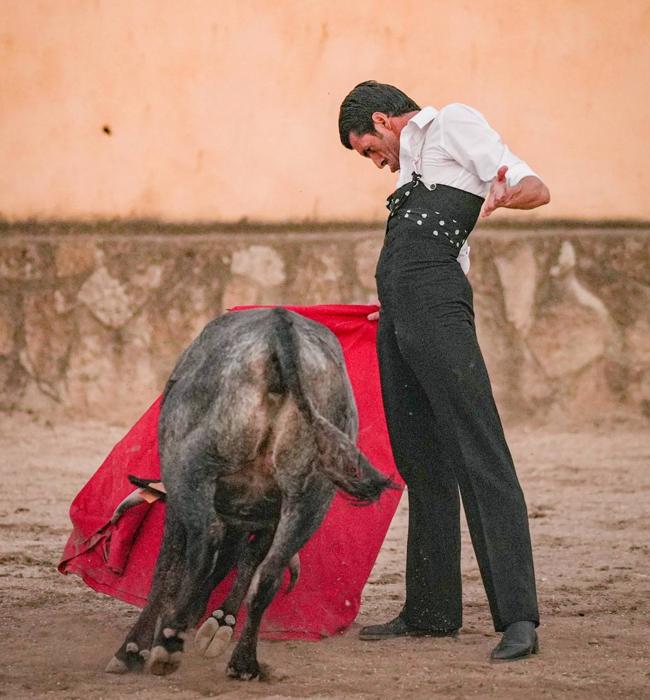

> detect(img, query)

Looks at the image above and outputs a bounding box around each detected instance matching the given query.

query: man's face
[348,114,401,173]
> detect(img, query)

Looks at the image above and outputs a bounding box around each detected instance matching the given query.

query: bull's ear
[127,475,167,499]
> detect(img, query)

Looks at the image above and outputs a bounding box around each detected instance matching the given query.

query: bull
[105,307,394,680]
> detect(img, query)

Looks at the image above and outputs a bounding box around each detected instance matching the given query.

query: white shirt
[397,104,537,273]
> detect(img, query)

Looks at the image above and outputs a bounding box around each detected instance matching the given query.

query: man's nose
[371,154,385,169]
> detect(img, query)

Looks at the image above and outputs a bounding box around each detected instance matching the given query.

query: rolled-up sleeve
[440,103,536,187]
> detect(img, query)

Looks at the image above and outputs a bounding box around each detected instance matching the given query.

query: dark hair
[338,80,421,149]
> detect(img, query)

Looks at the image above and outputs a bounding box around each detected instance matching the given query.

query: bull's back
[158,309,357,474]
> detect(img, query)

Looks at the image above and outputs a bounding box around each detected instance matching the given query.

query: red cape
[59,304,403,640]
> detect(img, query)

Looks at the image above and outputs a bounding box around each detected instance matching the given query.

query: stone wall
[1,223,648,426]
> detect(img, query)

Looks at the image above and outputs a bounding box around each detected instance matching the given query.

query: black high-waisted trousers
[375,177,539,632]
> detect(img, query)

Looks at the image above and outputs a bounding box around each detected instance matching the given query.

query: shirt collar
[407,105,438,130]
[396,107,439,187]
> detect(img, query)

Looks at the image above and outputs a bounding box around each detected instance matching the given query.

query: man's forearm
[481,169,551,217]
[503,176,551,210]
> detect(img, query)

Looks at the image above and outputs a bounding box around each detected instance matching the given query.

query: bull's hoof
[105,642,149,674]
[226,657,267,681]
[105,656,128,674]
[226,663,259,681]
[148,645,182,676]
[195,610,235,659]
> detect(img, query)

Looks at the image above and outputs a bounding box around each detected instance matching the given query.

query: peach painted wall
[1,0,649,222]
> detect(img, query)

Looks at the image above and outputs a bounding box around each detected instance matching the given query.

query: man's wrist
[503,177,549,211]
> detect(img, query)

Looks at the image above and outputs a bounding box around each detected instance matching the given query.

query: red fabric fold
[59,304,403,640]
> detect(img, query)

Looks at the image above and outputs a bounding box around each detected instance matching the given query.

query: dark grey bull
[105,307,394,680]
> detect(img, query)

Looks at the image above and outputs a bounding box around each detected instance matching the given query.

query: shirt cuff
[504,162,537,187]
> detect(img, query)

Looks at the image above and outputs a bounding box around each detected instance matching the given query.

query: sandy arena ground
[0,413,649,699]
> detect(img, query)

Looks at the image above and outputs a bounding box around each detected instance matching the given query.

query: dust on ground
[0,413,649,699]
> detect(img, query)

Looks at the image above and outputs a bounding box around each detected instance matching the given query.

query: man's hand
[367,303,380,321]
[482,166,510,217]
[481,166,550,218]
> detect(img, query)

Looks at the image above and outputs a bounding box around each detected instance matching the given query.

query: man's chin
[389,164,400,173]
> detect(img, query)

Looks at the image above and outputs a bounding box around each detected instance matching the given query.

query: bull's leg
[227,493,330,681]
[106,514,187,674]
[147,524,223,675]
[195,527,275,659]
[148,520,245,675]
[143,456,222,675]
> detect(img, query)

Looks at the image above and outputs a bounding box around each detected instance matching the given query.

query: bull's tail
[311,412,398,504]
[270,307,397,504]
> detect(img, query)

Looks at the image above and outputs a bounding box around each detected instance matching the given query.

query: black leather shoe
[359,615,458,641]
[490,621,539,661]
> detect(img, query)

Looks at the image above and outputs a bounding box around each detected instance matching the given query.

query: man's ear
[371,112,390,131]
